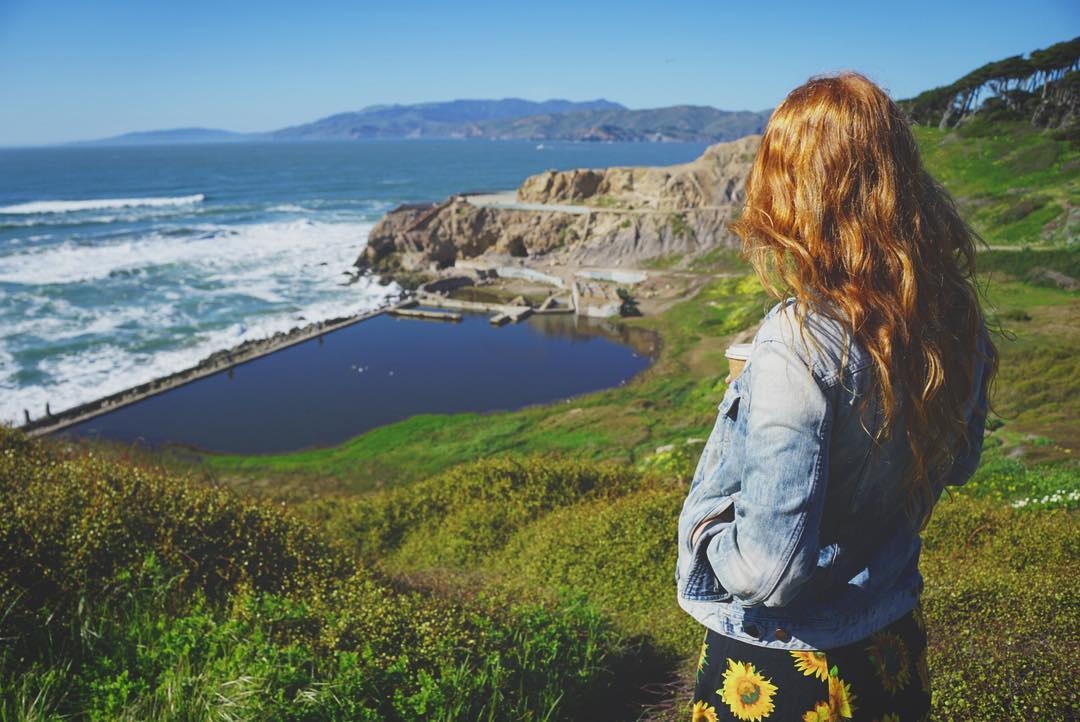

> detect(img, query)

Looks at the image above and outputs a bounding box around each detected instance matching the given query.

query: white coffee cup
[725,343,753,380]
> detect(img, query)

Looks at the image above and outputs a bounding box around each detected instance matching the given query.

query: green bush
[0,427,344,614]
[492,487,698,655]
[4,422,1078,720]
[0,429,641,720]
[319,455,649,566]
[960,449,1080,510]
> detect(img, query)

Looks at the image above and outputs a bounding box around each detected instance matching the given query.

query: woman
[675,71,996,722]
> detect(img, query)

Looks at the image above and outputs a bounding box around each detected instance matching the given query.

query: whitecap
[0,215,402,425]
[0,194,205,215]
[0,218,375,286]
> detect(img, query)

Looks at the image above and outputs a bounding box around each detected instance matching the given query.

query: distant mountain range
[73,127,261,146]
[478,105,771,143]
[272,99,626,140]
[76,98,773,146]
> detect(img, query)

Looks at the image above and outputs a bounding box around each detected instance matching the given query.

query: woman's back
[676,298,991,650]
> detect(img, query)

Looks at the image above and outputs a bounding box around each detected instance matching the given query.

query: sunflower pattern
[801,701,831,721]
[791,650,830,681]
[865,630,912,694]
[692,700,719,722]
[720,659,778,721]
[828,670,857,719]
[691,606,930,721]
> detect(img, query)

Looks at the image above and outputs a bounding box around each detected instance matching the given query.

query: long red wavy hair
[730,71,997,526]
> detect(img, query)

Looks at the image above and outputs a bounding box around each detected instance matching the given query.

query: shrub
[491,487,698,655]
[320,455,649,566]
[0,430,640,720]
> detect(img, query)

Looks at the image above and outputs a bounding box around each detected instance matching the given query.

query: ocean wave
[0,218,374,285]
[0,215,123,230]
[0,194,205,215]
[0,214,399,425]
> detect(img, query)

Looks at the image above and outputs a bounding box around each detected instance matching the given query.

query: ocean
[0,140,707,430]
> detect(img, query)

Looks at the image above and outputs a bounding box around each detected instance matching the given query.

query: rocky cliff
[517,134,759,210]
[356,134,761,274]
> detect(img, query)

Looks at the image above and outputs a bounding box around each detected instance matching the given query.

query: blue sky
[0,0,1076,145]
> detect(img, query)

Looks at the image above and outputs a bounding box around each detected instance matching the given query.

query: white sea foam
[0,218,373,286]
[0,194,205,215]
[0,216,401,426]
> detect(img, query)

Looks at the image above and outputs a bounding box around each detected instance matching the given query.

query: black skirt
[690,603,931,722]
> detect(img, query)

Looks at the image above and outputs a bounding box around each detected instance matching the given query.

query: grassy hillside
[913,120,1078,248]
[3,121,1078,719]
[0,434,657,720]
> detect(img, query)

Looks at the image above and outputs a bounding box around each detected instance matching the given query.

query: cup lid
[724,343,753,361]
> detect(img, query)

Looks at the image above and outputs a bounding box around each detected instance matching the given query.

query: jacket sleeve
[705,337,831,608]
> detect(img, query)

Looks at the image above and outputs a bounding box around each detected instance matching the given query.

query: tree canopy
[899,36,1080,129]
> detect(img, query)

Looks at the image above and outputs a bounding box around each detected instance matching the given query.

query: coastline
[12,138,751,443]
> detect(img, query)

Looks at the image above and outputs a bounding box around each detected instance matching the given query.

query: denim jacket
[675,298,992,650]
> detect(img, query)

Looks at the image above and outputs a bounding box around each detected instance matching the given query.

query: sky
[0,0,1076,146]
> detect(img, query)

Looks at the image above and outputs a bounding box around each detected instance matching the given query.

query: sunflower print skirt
[690,604,930,722]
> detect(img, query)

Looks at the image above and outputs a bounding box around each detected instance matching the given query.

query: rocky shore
[355,134,760,276]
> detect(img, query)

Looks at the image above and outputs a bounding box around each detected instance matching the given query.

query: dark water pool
[58,308,656,454]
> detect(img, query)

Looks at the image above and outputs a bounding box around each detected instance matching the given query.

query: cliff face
[518,134,760,210]
[360,199,580,271]
[357,134,761,272]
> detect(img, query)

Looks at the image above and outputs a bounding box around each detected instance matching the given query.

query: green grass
[686,246,747,274]
[0,431,651,721]
[641,253,684,270]
[978,246,1080,282]
[913,121,1078,247]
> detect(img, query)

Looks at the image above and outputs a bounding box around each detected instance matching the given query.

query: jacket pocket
[679,494,736,602]
[687,495,736,552]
